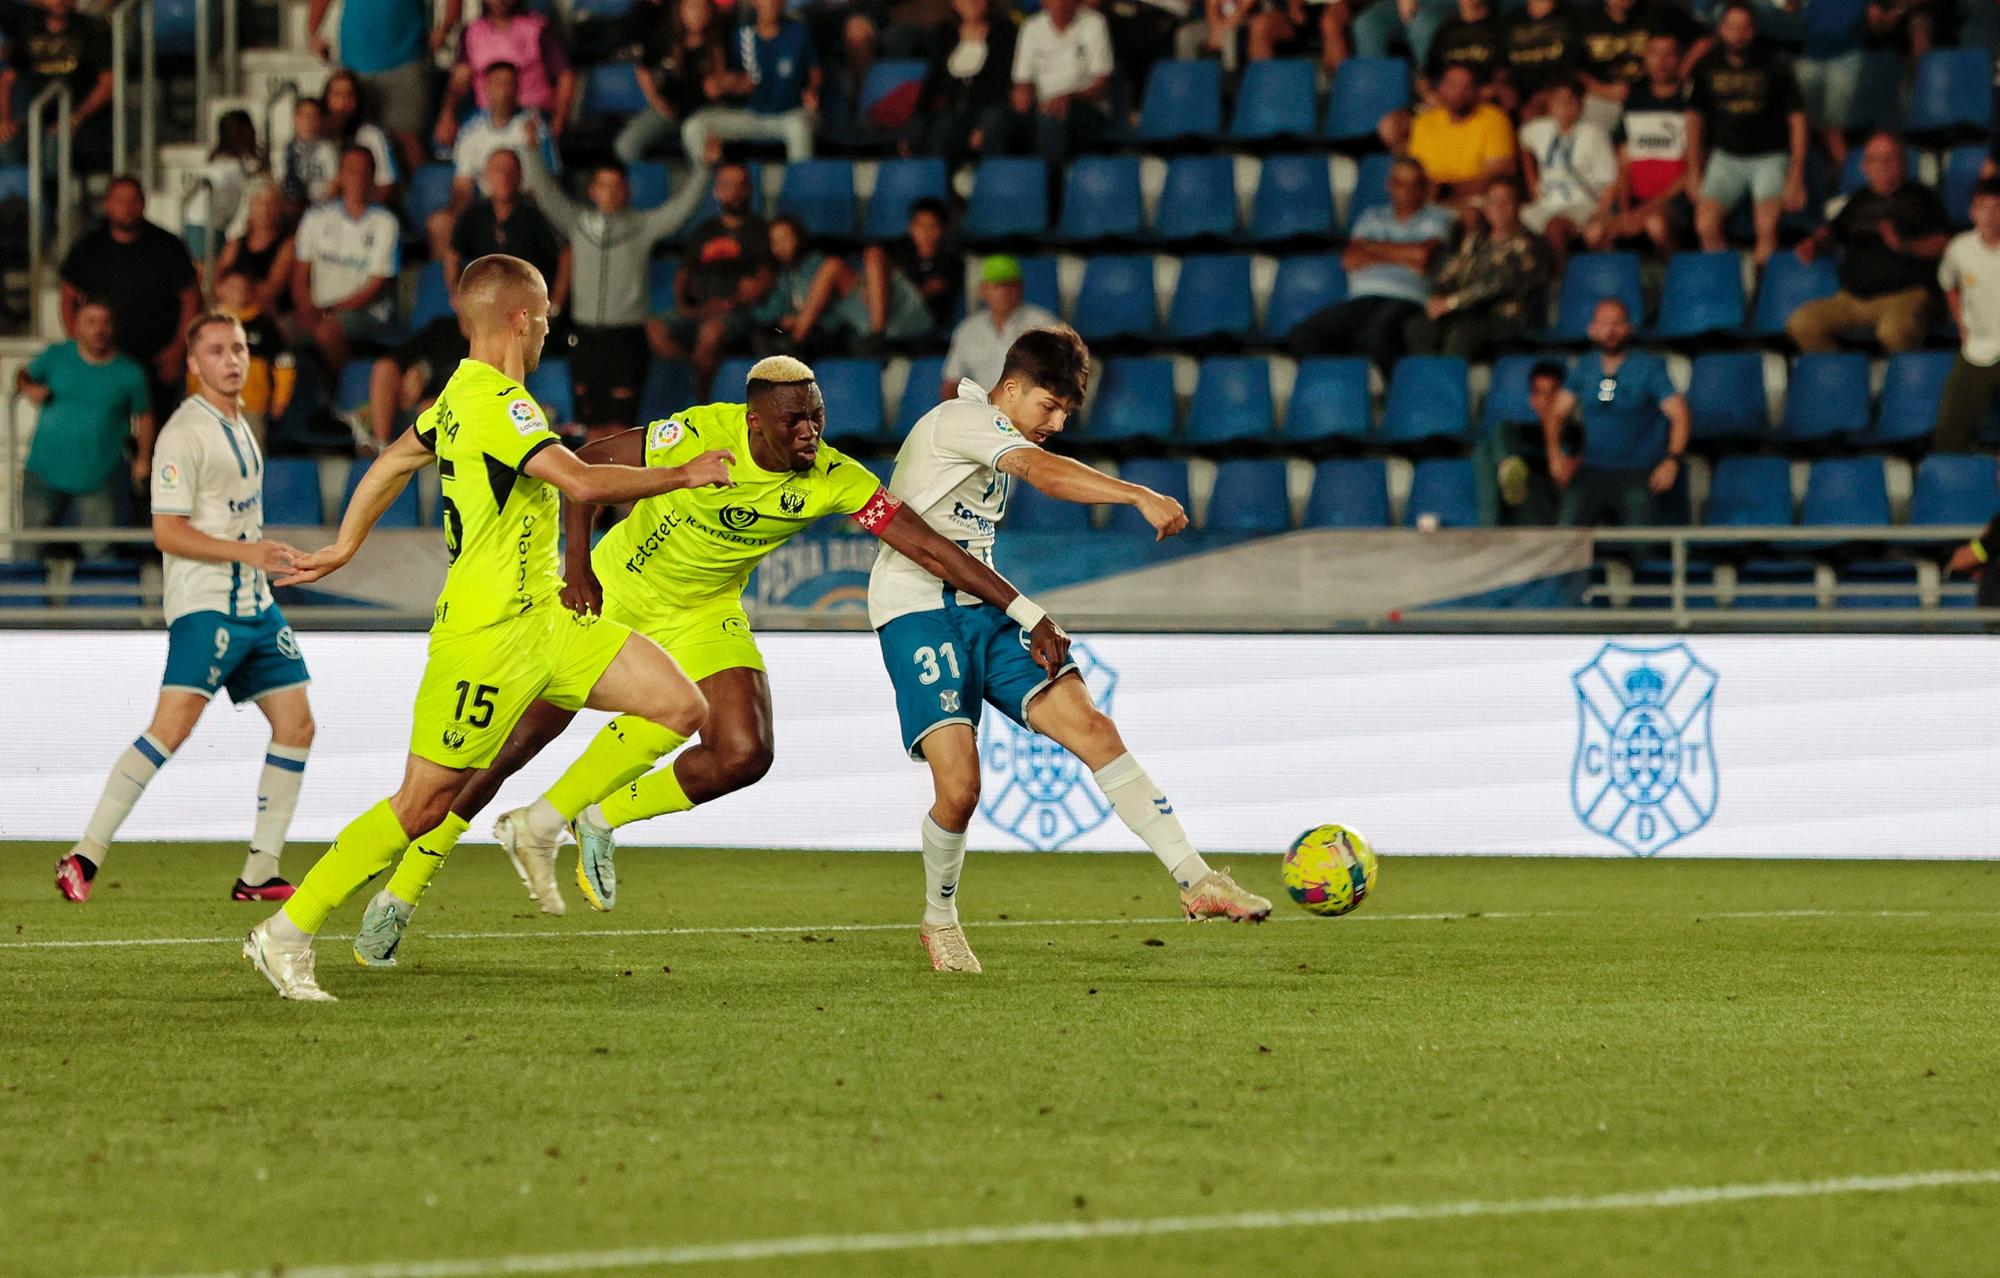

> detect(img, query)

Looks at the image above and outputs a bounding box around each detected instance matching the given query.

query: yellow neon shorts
[605,593,765,685]
[410,606,632,768]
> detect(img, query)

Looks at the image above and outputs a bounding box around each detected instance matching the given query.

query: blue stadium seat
[649,258,678,313]
[1547,253,1643,341]
[1229,59,1318,141]
[1072,255,1158,342]
[1747,254,1839,337]
[335,361,373,414]
[1107,459,1191,532]
[70,561,143,609]
[1857,351,1954,447]
[1381,356,1470,445]
[894,357,947,438]
[1284,357,1373,444]
[640,358,695,422]
[816,358,886,441]
[1838,144,1922,195]
[1910,452,2000,525]
[1017,255,1062,316]
[571,0,635,18]
[1802,457,1890,525]
[1348,153,1392,222]
[1005,481,1091,532]
[1057,155,1144,241]
[628,160,670,210]
[1650,251,1746,340]
[1085,358,1177,444]
[344,460,420,528]
[1184,357,1275,445]
[0,164,29,203]
[407,163,456,230]
[963,157,1048,239]
[1781,353,1871,444]
[1403,459,1479,527]
[1303,459,1391,527]
[857,59,928,120]
[1262,255,1346,341]
[1207,460,1292,532]
[525,358,573,424]
[1906,49,1994,134]
[1942,144,1985,228]
[777,159,857,237]
[1686,351,1771,445]
[263,459,323,525]
[714,357,758,399]
[1137,60,1223,143]
[1481,353,1555,431]
[1164,254,1254,342]
[1704,456,1794,526]
[1322,57,1410,142]
[1151,155,1238,241]
[1246,154,1337,241]
[581,62,647,119]
[864,158,949,240]
[410,262,452,328]
[153,0,197,56]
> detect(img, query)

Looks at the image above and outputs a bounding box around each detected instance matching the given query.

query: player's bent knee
[717,737,774,788]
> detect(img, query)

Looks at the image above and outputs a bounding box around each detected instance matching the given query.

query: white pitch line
[0,907,1984,952]
[116,1167,2000,1278]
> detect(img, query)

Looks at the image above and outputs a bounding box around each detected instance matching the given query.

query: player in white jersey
[869,326,1272,973]
[54,313,317,904]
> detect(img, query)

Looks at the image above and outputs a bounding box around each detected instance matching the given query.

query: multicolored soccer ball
[1281,824,1378,916]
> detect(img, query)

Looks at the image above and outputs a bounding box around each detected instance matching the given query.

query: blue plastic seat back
[964,157,1049,239]
[1686,351,1770,443]
[816,358,886,441]
[1907,48,1995,132]
[1085,358,1178,444]
[1749,254,1839,336]
[1072,255,1158,341]
[525,358,573,424]
[1165,254,1255,341]
[1381,355,1470,444]
[1403,459,1479,527]
[1323,57,1411,141]
[1549,253,1643,340]
[1705,456,1794,526]
[1138,60,1223,142]
[858,59,928,119]
[1185,356,1275,444]
[1910,452,2000,525]
[1802,457,1890,525]
[582,62,648,118]
[1005,481,1092,532]
[1107,459,1191,532]
[1285,357,1373,443]
[1652,252,1746,339]
[1208,460,1292,532]
[1781,353,1872,442]
[894,357,948,439]
[1247,154,1336,241]
[263,459,323,525]
[1264,255,1346,339]
[1058,155,1144,240]
[1303,459,1391,527]
[777,159,858,238]
[1864,350,1955,445]
[1153,156,1240,241]
[1230,59,1318,140]
[865,158,949,240]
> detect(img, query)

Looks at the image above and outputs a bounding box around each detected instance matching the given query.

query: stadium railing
[25,81,75,319]
[107,0,163,193]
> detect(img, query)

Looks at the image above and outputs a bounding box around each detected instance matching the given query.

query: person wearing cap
[938,255,1061,402]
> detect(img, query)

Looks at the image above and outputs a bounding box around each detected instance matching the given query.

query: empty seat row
[1703,453,1998,529]
[1003,457,1479,533]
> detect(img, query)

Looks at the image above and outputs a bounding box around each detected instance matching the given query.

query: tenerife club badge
[979,642,1118,850]
[1571,642,1719,856]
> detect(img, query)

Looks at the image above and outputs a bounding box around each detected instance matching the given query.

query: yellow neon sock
[384,812,471,906]
[598,760,696,829]
[282,800,410,934]
[543,715,688,820]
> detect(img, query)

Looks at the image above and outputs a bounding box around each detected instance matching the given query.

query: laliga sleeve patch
[157,462,183,491]
[647,417,684,451]
[508,398,547,434]
[850,485,904,535]
[994,413,1019,435]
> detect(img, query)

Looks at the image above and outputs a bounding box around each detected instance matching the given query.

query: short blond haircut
[746,355,815,386]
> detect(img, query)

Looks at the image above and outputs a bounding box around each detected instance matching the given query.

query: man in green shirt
[14,299,154,559]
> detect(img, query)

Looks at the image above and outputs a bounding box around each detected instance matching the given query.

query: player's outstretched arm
[557,427,648,615]
[873,502,1071,677]
[997,449,1188,541]
[154,516,301,575]
[524,441,736,507]
[274,427,434,585]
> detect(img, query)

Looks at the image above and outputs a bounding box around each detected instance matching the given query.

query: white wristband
[1006,596,1048,632]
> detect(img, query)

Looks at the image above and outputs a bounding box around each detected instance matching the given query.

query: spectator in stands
[1405,177,1547,358]
[755,214,934,353]
[862,197,962,343]
[1574,0,1693,131]
[1103,0,1196,93]
[1349,0,1462,72]
[1493,358,1572,524]
[1424,0,1506,96]
[681,0,823,163]
[1797,0,1866,166]
[218,183,297,317]
[278,96,339,213]
[204,270,297,446]
[613,0,728,165]
[0,0,115,167]
[58,177,199,422]
[1396,64,1517,205]
[323,69,402,201]
[438,0,575,149]
[364,299,470,454]
[1519,77,1617,271]
[291,146,401,382]
[519,127,716,438]
[1502,0,1579,117]
[306,0,457,179]
[911,0,1018,170]
[1289,157,1454,370]
[1542,296,1689,527]
[1867,0,1945,67]
[13,299,153,559]
[427,61,557,259]
[445,150,571,317]
[1009,0,1115,172]
[182,111,267,265]
[1932,179,2000,450]
[1688,2,1807,266]
[939,255,1060,399]
[1596,30,1691,254]
[666,158,779,399]
[1787,131,1948,354]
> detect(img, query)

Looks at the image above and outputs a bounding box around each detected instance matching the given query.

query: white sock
[245,743,310,881]
[266,909,310,943]
[79,733,173,866]
[922,815,967,926]
[524,796,567,843]
[1093,752,1210,888]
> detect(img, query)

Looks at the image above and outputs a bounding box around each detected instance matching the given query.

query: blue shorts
[162,607,311,704]
[877,601,1078,759]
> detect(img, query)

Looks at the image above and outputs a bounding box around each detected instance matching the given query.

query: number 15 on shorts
[454,680,499,728]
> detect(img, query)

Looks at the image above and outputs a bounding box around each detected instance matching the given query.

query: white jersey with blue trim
[149,395,272,624]
[867,378,1037,628]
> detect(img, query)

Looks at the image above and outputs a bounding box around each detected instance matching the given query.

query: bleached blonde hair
[745,355,815,386]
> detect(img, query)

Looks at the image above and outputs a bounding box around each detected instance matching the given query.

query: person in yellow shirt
[1403,64,1518,202]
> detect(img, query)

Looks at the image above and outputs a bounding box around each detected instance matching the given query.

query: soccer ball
[1282,824,1378,916]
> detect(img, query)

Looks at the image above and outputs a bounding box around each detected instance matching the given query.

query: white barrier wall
[3,632,1997,857]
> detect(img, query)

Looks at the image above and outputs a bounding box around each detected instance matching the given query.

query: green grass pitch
[3,846,1998,1278]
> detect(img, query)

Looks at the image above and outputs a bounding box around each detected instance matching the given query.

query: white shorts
[1522,198,1600,234]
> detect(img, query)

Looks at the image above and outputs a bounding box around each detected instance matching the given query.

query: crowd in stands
[6,0,2000,579]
